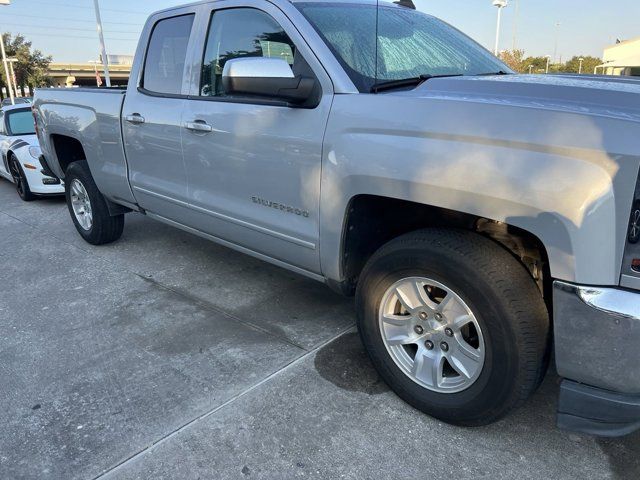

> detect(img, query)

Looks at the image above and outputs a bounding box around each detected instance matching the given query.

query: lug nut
[414,325,424,335]
[445,328,454,337]
[435,313,443,321]
[425,340,434,350]
[419,311,428,320]
[440,342,449,352]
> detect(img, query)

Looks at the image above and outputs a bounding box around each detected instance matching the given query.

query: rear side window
[143,14,194,95]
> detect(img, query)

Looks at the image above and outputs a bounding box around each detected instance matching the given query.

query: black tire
[355,228,550,427]
[9,155,35,202]
[65,161,124,245]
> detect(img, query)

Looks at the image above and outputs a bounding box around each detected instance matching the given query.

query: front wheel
[65,161,124,245]
[356,228,550,426]
[9,155,35,201]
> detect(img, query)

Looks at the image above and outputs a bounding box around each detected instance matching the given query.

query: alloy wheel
[9,159,25,197]
[378,276,485,393]
[70,179,93,231]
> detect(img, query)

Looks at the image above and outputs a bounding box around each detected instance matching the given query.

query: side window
[142,14,195,95]
[200,9,297,97]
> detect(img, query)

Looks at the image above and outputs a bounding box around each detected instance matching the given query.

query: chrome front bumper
[554,281,640,394]
[554,281,640,436]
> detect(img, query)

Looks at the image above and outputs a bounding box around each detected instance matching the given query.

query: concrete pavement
[0,179,638,480]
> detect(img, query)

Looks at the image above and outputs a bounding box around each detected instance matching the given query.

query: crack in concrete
[92,327,355,480]
[0,207,317,352]
[135,273,309,352]
[1,200,359,479]
[0,208,92,255]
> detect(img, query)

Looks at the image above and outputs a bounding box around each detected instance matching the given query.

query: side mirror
[222,57,316,105]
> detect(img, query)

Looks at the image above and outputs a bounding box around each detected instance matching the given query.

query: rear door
[122,11,196,220]
[180,1,334,273]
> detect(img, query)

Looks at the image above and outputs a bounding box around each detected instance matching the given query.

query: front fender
[320,94,640,286]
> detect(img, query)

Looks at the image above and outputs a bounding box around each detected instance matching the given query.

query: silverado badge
[251,196,310,218]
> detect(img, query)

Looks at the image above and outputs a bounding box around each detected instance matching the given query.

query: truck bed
[33,87,137,207]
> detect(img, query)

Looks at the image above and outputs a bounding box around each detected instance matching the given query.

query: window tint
[200,9,296,97]
[7,109,35,136]
[143,14,194,95]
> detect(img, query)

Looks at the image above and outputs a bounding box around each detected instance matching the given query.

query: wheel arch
[50,134,87,177]
[333,194,553,304]
[7,148,17,165]
[7,149,28,181]
[6,149,19,182]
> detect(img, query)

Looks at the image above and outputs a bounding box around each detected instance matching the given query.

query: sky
[0,0,639,63]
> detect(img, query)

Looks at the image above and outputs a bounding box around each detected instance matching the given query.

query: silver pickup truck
[33,0,640,436]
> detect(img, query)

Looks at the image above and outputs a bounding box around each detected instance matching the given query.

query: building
[47,55,133,87]
[595,37,640,76]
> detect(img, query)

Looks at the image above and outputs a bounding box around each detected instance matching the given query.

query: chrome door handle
[185,121,213,133]
[125,114,145,124]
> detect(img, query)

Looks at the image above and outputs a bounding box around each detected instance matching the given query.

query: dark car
[1,97,32,108]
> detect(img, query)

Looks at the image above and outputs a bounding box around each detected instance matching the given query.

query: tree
[501,50,547,74]
[0,33,52,99]
[498,50,604,75]
[499,50,558,74]
[562,56,602,74]
[499,49,526,73]
[522,56,550,74]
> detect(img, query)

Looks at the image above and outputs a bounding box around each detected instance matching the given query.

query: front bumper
[557,380,640,437]
[553,281,640,436]
[22,167,64,195]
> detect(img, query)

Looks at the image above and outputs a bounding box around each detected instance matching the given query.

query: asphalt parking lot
[1,179,639,480]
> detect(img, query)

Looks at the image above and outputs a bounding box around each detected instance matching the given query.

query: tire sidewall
[65,167,95,241]
[357,241,524,423]
[64,161,125,246]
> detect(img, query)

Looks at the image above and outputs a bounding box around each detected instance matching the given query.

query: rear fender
[34,91,136,205]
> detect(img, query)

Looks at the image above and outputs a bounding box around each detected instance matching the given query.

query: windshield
[6,109,35,136]
[295,2,510,92]
[2,98,30,107]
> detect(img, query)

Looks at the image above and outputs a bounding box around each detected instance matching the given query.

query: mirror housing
[222,57,316,105]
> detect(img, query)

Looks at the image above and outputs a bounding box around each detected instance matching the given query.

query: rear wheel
[356,228,550,426]
[65,161,124,245]
[9,155,35,202]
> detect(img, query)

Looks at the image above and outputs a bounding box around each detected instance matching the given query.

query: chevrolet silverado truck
[33,0,640,436]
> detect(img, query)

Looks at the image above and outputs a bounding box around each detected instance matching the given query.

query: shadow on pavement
[314,332,389,395]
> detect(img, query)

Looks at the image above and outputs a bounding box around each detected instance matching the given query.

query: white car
[0,104,64,201]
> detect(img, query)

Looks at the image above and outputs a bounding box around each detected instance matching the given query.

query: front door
[181,3,334,273]
[122,12,195,220]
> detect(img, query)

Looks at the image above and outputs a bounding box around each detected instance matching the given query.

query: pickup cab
[33,0,640,436]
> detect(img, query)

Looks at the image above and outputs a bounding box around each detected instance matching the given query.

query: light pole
[553,22,561,64]
[493,0,508,56]
[93,0,111,87]
[0,0,14,105]
[8,57,18,97]
[545,55,552,74]
[578,57,585,74]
